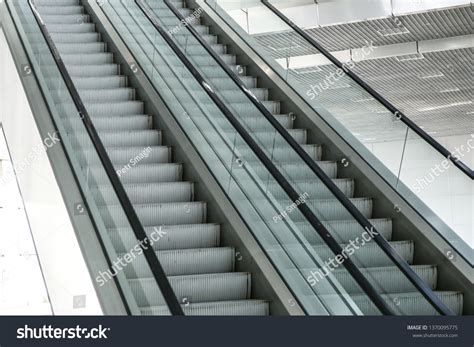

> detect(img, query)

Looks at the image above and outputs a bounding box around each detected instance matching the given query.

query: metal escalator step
[105,146,171,165]
[98,202,206,227]
[89,163,182,184]
[332,265,437,294]
[43,23,95,33]
[51,32,99,43]
[87,115,151,131]
[56,42,107,53]
[91,182,194,205]
[36,0,81,6]
[229,128,306,146]
[297,218,393,244]
[147,1,186,10]
[121,247,235,277]
[181,112,294,131]
[156,15,200,27]
[129,272,251,307]
[152,8,193,17]
[350,291,463,315]
[78,146,170,167]
[71,76,128,89]
[312,240,414,267]
[83,101,144,116]
[155,63,243,79]
[108,223,220,252]
[173,32,218,44]
[189,53,236,66]
[269,197,373,220]
[283,265,436,295]
[54,88,135,104]
[252,161,338,180]
[239,144,322,162]
[190,25,210,35]
[62,53,114,65]
[207,76,257,89]
[66,64,120,77]
[73,129,161,147]
[37,5,84,15]
[78,88,135,102]
[218,88,268,101]
[266,178,354,199]
[42,14,90,24]
[141,300,269,316]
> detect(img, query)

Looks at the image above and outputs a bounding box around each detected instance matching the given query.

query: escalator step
[78,88,136,102]
[66,64,120,77]
[312,240,414,267]
[73,129,161,147]
[71,76,128,89]
[350,291,463,315]
[333,265,437,294]
[54,87,135,103]
[129,272,252,307]
[51,32,100,43]
[99,202,207,227]
[42,14,91,24]
[45,22,96,33]
[292,265,437,295]
[83,101,145,116]
[239,144,322,162]
[75,115,151,131]
[87,163,183,184]
[37,5,84,15]
[288,197,373,220]
[108,223,220,252]
[93,146,171,165]
[36,0,82,8]
[297,218,393,244]
[266,178,355,199]
[121,247,235,277]
[62,53,115,65]
[56,42,107,54]
[91,182,194,205]
[141,300,269,316]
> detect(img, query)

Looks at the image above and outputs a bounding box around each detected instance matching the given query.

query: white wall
[0,28,102,315]
[365,134,473,248]
[0,131,52,315]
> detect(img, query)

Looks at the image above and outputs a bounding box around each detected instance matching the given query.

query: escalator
[1,0,470,316]
[28,0,273,316]
[124,0,468,314]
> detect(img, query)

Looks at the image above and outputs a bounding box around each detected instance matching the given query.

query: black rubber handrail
[262,0,473,180]
[28,0,184,315]
[161,0,454,315]
[136,0,433,316]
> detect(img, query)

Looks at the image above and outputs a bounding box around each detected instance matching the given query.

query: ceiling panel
[252,6,473,143]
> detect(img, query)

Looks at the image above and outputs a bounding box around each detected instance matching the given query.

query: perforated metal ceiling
[253,6,473,141]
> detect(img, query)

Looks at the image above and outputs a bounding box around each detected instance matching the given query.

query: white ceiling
[243,4,473,142]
